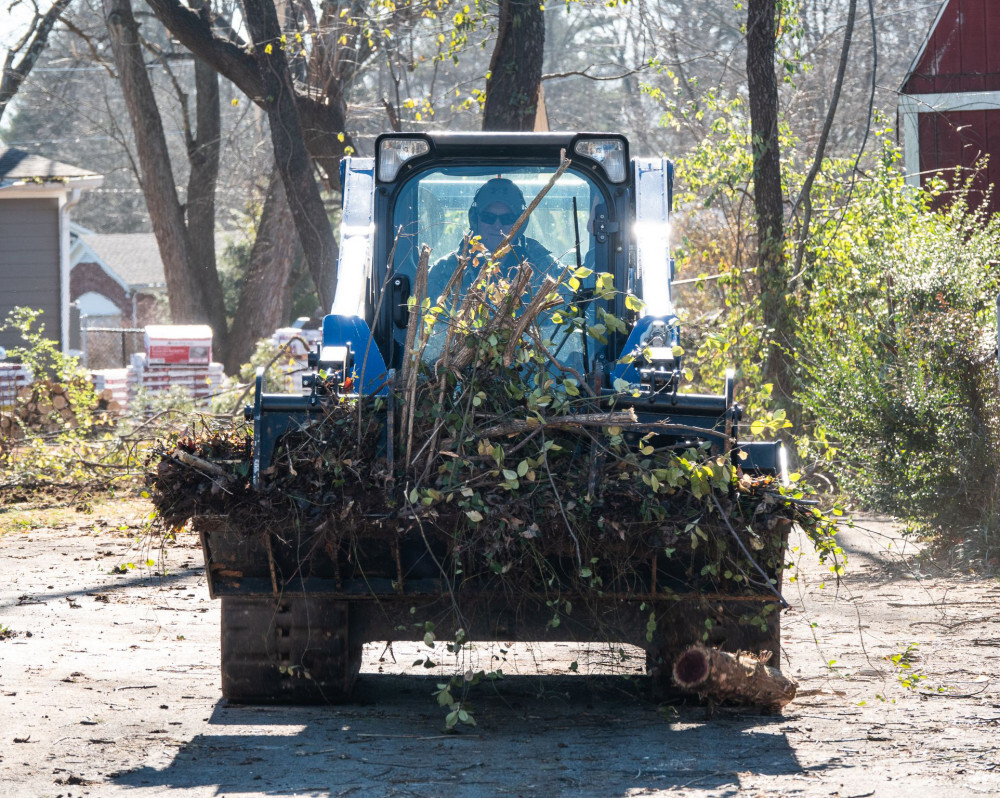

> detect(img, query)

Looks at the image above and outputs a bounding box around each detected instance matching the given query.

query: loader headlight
[778,442,790,487]
[573,138,627,183]
[378,137,430,182]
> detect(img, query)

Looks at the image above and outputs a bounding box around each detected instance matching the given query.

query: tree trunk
[225,168,298,371]
[104,0,205,325]
[482,0,545,131]
[185,34,229,362]
[746,0,793,403]
[240,0,338,311]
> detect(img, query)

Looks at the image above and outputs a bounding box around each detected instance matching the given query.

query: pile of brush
[149,240,834,600]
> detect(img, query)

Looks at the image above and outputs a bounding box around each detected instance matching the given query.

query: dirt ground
[1,493,999,798]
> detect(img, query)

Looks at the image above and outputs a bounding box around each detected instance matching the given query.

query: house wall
[71,261,132,322]
[0,198,61,352]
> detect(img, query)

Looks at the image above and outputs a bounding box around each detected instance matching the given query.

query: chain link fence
[81,327,145,370]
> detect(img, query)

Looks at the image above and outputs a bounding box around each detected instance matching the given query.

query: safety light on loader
[378,137,430,181]
[573,138,626,183]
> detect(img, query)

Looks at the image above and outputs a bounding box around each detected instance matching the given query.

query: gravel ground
[1,497,999,797]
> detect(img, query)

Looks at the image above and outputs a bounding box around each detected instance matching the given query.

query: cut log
[53,394,68,410]
[672,644,797,712]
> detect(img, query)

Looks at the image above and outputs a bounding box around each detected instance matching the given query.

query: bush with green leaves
[667,100,1000,560]
[0,307,167,487]
[797,143,1000,557]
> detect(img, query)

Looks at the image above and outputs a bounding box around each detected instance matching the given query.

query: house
[70,229,242,329]
[0,147,103,353]
[70,227,168,328]
[899,0,1000,214]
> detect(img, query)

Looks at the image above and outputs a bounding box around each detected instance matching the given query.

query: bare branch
[541,64,646,83]
[0,0,73,123]
[59,16,117,77]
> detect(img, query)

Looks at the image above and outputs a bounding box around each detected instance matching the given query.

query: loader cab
[368,133,634,376]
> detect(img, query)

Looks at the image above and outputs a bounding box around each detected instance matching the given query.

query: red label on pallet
[147,345,211,365]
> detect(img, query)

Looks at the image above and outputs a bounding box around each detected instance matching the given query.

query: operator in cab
[425,177,562,303]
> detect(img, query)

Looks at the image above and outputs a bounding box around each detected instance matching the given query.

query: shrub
[798,144,1000,561]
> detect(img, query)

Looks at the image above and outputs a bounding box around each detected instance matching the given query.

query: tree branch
[144,0,352,182]
[788,0,857,284]
[0,0,73,123]
[541,65,645,82]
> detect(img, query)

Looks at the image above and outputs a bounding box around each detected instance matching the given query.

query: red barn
[899,0,1000,214]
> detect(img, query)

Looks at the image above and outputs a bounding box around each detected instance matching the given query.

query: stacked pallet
[269,326,322,392]
[127,325,224,407]
[91,369,130,409]
[271,325,322,356]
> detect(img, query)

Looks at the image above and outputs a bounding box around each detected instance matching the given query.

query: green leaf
[502,469,518,481]
[465,510,483,523]
[516,460,529,477]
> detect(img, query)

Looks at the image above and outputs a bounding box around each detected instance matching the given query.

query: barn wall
[905,0,1000,94]
[0,198,61,352]
[917,109,1000,216]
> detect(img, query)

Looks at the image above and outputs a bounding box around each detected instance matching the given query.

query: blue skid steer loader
[199,132,789,703]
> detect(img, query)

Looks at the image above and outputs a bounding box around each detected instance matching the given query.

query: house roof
[75,231,242,288]
[0,146,102,182]
[77,233,167,287]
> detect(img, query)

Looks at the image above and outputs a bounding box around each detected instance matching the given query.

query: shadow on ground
[111,673,840,797]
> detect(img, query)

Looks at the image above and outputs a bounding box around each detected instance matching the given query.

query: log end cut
[672,644,797,712]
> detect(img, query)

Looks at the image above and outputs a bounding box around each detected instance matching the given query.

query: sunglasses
[479,210,519,226]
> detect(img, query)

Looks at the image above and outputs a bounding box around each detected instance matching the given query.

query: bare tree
[226,167,298,370]
[0,0,74,124]
[104,0,229,355]
[240,0,337,309]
